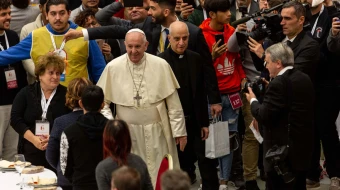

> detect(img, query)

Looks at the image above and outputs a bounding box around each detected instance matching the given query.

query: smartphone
[336,18,340,29]
[215,34,224,47]
[124,0,143,7]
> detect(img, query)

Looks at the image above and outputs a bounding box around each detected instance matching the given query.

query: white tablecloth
[0,168,57,190]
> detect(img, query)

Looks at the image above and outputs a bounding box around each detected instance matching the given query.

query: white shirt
[156,16,179,55]
[250,66,293,105]
[235,3,251,20]
[282,35,297,44]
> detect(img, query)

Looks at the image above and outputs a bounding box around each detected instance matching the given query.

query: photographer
[245,43,315,189]
[247,1,320,82]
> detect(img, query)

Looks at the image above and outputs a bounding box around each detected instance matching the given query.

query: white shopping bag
[205,118,230,159]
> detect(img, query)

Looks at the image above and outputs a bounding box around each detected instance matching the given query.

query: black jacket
[251,69,315,172]
[62,112,108,190]
[252,31,320,82]
[159,49,209,132]
[11,82,70,166]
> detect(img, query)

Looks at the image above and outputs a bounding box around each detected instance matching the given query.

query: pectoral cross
[134,92,142,107]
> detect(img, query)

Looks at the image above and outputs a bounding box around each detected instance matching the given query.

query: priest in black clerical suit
[158,21,219,190]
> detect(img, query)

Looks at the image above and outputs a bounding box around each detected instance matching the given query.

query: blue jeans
[209,94,239,181]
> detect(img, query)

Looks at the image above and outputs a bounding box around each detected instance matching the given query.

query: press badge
[4,67,18,89]
[35,120,50,136]
[228,93,243,110]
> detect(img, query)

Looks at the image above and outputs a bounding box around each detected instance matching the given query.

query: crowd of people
[0,0,340,190]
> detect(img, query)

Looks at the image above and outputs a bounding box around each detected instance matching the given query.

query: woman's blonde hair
[65,77,93,109]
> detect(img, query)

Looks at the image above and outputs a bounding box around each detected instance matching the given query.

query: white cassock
[96,53,187,186]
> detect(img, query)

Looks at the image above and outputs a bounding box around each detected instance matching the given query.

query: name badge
[53,49,67,82]
[35,120,50,136]
[4,67,18,89]
[228,92,243,110]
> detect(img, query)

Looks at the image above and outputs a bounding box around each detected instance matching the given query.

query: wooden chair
[155,154,173,190]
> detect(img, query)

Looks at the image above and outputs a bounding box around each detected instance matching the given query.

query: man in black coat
[158,21,219,190]
[245,43,315,190]
[248,1,320,82]
[64,0,222,116]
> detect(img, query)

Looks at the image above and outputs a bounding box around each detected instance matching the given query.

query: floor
[190,165,331,190]
[189,114,340,190]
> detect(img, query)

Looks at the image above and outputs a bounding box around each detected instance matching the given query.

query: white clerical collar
[161,16,179,32]
[283,35,297,43]
[277,66,293,76]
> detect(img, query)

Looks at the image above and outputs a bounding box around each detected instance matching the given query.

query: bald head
[168,21,189,55]
[169,21,189,35]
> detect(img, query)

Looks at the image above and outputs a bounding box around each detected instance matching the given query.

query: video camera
[232,0,312,48]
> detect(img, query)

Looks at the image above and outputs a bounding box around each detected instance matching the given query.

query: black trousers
[266,170,307,190]
[307,84,340,180]
[177,118,219,190]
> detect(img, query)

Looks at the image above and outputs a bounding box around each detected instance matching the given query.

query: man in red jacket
[200,0,246,189]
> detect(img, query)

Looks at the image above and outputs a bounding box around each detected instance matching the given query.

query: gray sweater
[95,154,153,190]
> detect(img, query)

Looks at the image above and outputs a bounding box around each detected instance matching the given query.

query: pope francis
[96,28,187,185]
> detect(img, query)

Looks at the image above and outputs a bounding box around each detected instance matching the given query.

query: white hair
[125,28,147,43]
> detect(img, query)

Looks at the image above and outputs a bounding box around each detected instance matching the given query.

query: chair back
[155,154,173,190]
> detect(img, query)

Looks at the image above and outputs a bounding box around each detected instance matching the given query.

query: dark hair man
[161,169,191,190]
[0,0,106,87]
[200,0,246,189]
[60,85,108,190]
[111,166,142,190]
[20,0,49,84]
[0,0,27,162]
[158,20,220,190]
[248,1,320,82]
[246,42,315,189]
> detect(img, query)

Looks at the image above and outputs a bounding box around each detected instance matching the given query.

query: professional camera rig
[231,0,312,48]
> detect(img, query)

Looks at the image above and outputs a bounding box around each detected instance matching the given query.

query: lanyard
[0,32,9,51]
[49,32,66,54]
[40,88,57,120]
[311,4,324,35]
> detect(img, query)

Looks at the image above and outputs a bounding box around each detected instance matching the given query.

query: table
[0,168,57,189]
